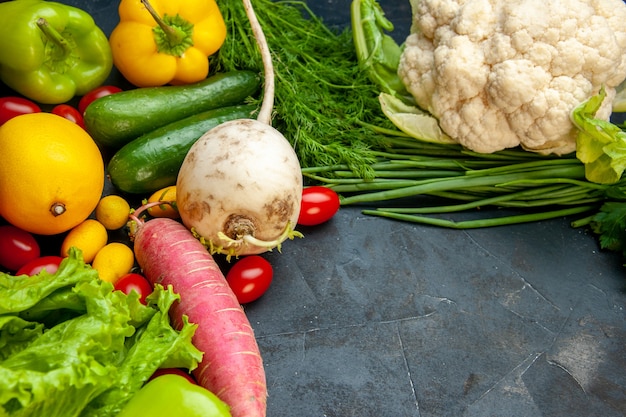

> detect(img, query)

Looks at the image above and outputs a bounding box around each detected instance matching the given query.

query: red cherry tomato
[51,104,85,128]
[226,256,273,304]
[114,273,153,304]
[16,256,63,276]
[297,186,341,226]
[0,225,41,271]
[149,368,196,384]
[0,96,41,125]
[78,85,123,114]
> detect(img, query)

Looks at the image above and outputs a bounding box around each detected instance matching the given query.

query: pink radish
[130,205,267,417]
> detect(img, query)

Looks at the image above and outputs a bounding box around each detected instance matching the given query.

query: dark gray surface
[256,209,626,417]
[29,1,626,416]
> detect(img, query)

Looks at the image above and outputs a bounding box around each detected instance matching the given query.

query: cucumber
[107,104,258,194]
[84,70,260,149]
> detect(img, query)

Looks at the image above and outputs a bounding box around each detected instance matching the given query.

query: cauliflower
[398,0,626,154]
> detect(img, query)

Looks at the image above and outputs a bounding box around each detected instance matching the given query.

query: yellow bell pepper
[109,0,226,87]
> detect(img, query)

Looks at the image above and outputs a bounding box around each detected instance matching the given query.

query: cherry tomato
[0,225,41,271]
[149,368,196,384]
[0,96,41,125]
[51,104,85,128]
[16,256,63,276]
[226,256,273,304]
[114,272,153,304]
[297,186,341,226]
[78,85,123,114]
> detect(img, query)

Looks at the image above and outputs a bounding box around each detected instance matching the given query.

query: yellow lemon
[92,242,134,283]
[0,113,104,235]
[61,219,108,263]
[96,195,131,230]
[147,185,179,219]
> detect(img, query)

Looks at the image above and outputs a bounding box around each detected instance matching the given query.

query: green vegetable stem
[303,135,626,228]
[0,0,112,104]
[350,0,408,98]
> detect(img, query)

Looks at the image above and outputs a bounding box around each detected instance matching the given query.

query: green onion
[303,142,626,227]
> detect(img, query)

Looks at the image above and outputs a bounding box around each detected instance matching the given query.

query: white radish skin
[176,118,303,257]
[176,0,303,258]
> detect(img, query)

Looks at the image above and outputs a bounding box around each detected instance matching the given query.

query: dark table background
[6,1,626,416]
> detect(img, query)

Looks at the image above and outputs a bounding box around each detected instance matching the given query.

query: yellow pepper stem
[140,0,188,52]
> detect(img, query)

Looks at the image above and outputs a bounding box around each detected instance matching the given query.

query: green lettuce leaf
[0,248,202,417]
[80,286,202,417]
[571,87,626,184]
[0,250,96,315]
[0,316,43,362]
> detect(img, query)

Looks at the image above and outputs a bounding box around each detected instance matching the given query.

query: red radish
[130,205,267,417]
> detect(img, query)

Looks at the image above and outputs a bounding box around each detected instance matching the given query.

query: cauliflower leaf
[572,87,626,184]
[379,92,456,144]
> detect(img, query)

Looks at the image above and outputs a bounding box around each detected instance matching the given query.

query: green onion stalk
[303,134,626,228]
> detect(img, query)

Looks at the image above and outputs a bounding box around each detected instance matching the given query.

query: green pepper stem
[36,18,71,59]
[141,0,186,46]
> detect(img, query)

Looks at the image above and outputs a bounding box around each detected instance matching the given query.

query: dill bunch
[212,0,394,177]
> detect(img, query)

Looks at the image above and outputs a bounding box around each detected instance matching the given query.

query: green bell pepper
[0,0,113,104]
[116,374,233,417]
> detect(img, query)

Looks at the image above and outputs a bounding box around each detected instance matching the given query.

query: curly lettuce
[0,248,202,417]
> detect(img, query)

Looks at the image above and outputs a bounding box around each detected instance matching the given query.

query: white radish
[176,0,303,258]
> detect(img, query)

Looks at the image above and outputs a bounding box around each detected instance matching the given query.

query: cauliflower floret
[398,0,626,154]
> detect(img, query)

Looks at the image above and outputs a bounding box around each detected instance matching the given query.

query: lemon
[0,113,104,235]
[61,219,108,263]
[96,195,131,230]
[147,185,179,219]
[92,242,134,283]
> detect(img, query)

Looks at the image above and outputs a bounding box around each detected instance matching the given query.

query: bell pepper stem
[140,0,186,46]
[36,18,71,59]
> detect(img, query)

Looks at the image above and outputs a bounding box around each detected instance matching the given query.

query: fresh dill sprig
[212,0,395,178]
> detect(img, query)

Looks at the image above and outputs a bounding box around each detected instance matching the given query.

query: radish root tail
[194,222,303,261]
[242,0,274,125]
